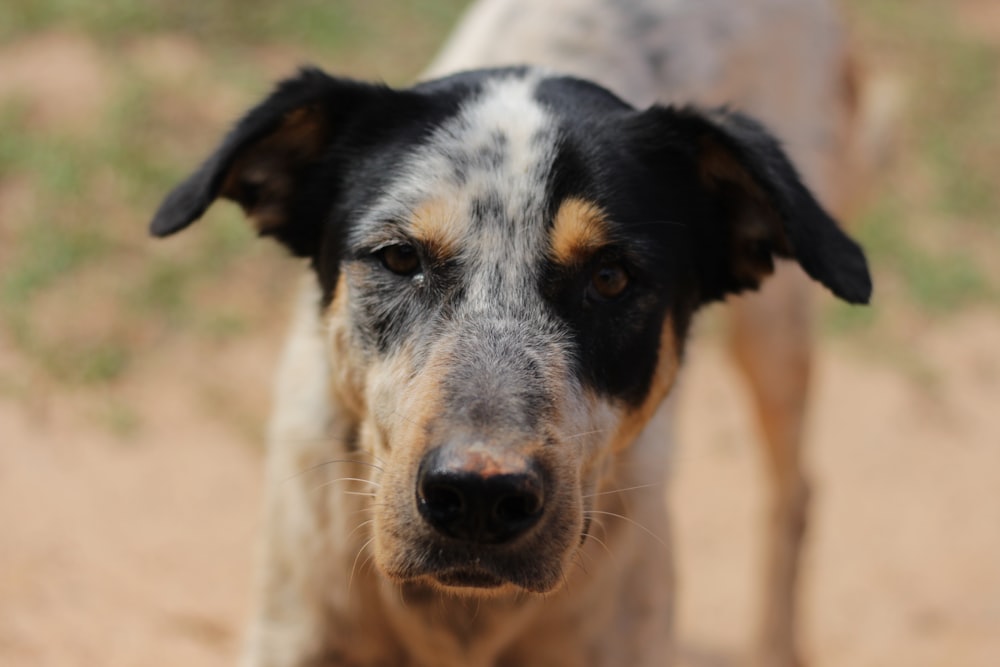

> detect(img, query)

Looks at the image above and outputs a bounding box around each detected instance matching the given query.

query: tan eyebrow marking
[549,197,611,265]
[406,197,467,257]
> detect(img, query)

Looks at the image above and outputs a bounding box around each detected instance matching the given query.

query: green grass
[2,224,109,308]
[831,0,1000,337]
[845,0,1000,228]
[858,198,994,312]
[1,1,364,47]
[0,0,467,78]
[0,1,468,397]
[921,32,1000,221]
[95,397,143,439]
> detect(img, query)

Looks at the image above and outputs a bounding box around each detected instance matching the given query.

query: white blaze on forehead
[359,71,559,310]
[459,73,557,308]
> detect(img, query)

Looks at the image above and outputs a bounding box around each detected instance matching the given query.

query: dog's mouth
[380,541,572,595]
[433,567,506,589]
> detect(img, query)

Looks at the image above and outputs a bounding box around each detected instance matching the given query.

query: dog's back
[427,0,855,209]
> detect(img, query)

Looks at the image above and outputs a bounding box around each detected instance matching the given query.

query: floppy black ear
[636,106,872,305]
[150,67,402,257]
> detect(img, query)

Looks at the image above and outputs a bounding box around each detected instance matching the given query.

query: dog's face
[152,67,870,595]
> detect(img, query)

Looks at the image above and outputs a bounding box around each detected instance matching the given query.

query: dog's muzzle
[381,316,577,591]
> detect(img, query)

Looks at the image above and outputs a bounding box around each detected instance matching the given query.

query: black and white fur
[152,2,869,665]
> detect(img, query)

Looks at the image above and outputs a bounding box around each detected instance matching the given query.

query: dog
[151,1,870,665]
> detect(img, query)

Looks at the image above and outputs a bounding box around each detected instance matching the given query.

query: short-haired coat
[152,1,869,665]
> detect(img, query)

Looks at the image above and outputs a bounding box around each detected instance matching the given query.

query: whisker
[309,476,381,496]
[272,435,354,445]
[284,458,385,484]
[361,552,377,578]
[273,438,386,464]
[350,506,379,517]
[584,509,668,549]
[571,551,590,577]
[332,476,382,487]
[583,482,660,499]
[346,518,375,541]
[581,531,613,557]
[563,428,609,442]
[585,514,609,541]
[348,536,376,596]
[560,566,572,596]
[575,543,597,568]
[397,578,409,610]
[389,408,422,429]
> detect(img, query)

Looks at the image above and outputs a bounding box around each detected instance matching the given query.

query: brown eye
[378,244,421,276]
[589,262,629,300]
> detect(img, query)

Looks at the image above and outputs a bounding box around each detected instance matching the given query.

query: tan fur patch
[406,197,467,258]
[367,343,450,580]
[610,317,681,453]
[325,273,367,420]
[549,198,610,265]
[698,133,768,201]
[219,105,328,232]
[362,334,452,510]
[697,135,795,285]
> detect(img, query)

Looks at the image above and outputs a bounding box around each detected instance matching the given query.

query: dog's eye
[377,244,421,276]
[588,261,629,301]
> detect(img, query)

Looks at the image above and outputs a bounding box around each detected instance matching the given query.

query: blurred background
[0,1,997,665]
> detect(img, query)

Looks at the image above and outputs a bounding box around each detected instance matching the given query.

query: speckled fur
[430,3,860,666]
[243,72,683,667]
[169,2,863,666]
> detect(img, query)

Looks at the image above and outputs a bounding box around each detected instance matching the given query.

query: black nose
[417,448,546,545]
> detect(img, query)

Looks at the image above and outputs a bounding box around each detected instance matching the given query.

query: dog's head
[152,67,870,595]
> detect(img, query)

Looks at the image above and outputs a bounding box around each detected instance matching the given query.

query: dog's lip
[433,567,507,589]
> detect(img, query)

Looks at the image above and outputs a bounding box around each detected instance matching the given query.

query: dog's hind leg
[728,264,813,667]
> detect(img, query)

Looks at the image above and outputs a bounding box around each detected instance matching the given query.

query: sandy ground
[2,304,998,667]
[2,4,1000,663]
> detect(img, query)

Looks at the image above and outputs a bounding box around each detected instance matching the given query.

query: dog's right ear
[628,106,872,306]
[150,67,402,257]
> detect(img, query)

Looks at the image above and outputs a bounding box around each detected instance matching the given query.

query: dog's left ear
[150,67,409,257]
[634,106,872,305]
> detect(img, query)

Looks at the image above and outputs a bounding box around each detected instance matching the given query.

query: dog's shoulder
[267,276,333,449]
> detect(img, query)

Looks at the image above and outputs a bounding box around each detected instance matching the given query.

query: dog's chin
[381,558,569,597]
[434,567,507,590]
[421,569,528,599]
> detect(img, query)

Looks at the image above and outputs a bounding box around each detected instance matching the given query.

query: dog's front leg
[241,284,345,667]
[729,265,813,667]
[242,281,399,667]
[242,478,341,667]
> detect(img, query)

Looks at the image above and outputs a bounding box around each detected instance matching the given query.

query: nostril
[420,480,465,519]
[493,489,543,525]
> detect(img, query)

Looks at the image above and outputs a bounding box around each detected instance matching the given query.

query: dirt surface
[2,4,1000,664]
[0,31,111,138]
[2,306,999,667]
[673,309,1000,667]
